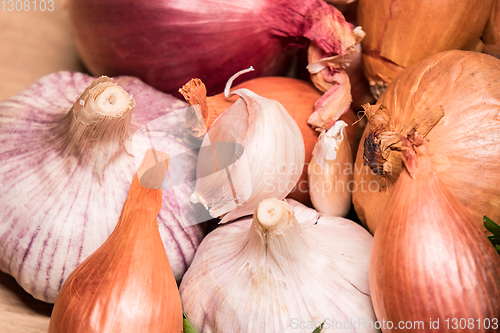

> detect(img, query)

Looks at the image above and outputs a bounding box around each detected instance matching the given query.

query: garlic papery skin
[0,72,205,302]
[190,69,305,223]
[180,198,378,333]
[180,75,322,207]
[308,120,353,217]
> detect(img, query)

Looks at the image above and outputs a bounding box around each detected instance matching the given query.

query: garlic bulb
[179,75,321,207]
[190,68,305,223]
[180,198,377,333]
[308,120,353,217]
[0,72,205,302]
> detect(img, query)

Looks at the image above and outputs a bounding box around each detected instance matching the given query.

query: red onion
[67,0,361,96]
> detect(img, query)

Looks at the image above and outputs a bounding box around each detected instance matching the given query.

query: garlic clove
[190,68,305,223]
[180,75,322,207]
[180,198,377,333]
[306,30,363,130]
[308,120,353,216]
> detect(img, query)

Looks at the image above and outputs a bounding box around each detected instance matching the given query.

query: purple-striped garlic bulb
[0,72,205,303]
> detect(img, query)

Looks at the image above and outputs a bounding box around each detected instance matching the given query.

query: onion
[49,151,183,332]
[358,0,495,97]
[483,0,500,57]
[370,141,500,332]
[353,50,500,234]
[66,0,361,97]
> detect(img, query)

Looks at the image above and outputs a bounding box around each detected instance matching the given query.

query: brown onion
[67,0,361,97]
[49,150,183,332]
[358,0,495,97]
[370,141,500,332]
[353,50,500,234]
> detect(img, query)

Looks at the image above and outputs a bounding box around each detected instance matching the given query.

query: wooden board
[0,3,84,102]
[0,271,52,332]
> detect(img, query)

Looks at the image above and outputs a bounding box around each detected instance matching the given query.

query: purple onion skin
[67,0,352,97]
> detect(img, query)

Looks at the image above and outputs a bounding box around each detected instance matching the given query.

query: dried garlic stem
[252,198,311,258]
[179,67,255,139]
[54,76,135,179]
[179,78,220,136]
[256,198,291,232]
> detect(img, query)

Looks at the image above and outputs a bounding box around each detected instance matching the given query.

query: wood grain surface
[0,1,84,102]
[0,271,52,333]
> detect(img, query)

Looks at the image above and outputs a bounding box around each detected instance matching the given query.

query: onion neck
[362,103,444,184]
[116,149,168,230]
[53,76,135,180]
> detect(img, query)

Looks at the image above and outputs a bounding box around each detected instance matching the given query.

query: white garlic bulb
[308,120,353,216]
[190,68,305,223]
[0,72,205,302]
[180,198,378,333]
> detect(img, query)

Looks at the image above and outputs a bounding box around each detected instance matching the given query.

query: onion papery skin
[0,72,204,303]
[370,151,500,333]
[353,50,500,234]
[67,0,359,97]
[48,173,183,333]
[358,0,494,96]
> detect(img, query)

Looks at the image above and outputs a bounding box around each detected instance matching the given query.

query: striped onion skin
[0,72,205,303]
[180,199,377,333]
[370,149,500,333]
